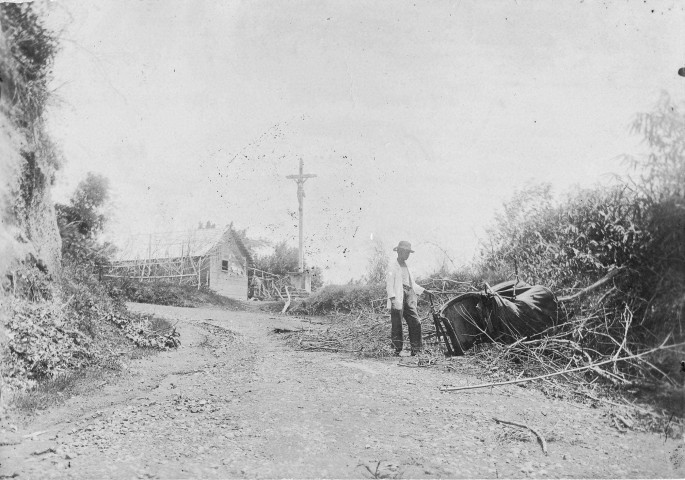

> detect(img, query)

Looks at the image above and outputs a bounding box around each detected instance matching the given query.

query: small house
[108,225,252,300]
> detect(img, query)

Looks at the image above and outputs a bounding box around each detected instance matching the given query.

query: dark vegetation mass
[478,94,684,374]
[252,240,324,291]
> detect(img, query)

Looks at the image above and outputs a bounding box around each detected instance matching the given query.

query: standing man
[387,241,432,356]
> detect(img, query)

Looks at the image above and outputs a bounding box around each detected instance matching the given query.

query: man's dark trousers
[391,288,422,354]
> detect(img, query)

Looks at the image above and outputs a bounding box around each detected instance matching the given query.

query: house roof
[232,232,254,266]
[113,227,235,261]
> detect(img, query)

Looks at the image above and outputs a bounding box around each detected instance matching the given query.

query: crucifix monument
[286,158,316,291]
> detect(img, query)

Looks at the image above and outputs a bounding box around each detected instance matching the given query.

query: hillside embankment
[0,3,62,275]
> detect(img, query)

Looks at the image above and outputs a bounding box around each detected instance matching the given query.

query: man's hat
[393,240,414,253]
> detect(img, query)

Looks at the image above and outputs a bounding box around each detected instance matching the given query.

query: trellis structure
[106,226,252,299]
[105,255,210,285]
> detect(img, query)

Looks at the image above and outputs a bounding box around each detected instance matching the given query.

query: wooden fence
[103,255,210,288]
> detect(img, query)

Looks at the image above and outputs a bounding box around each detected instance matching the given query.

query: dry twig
[493,417,548,455]
[441,340,685,392]
[557,267,624,302]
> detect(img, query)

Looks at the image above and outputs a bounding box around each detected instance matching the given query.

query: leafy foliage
[56,172,114,265]
[4,299,92,389]
[481,183,650,290]
[10,260,53,301]
[101,308,180,349]
[2,262,180,392]
[59,262,180,347]
[626,92,685,201]
[57,173,110,238]
[0,2,58,126]
[479,93,685,367]
[253,240,324,290]
[253,240,299,276]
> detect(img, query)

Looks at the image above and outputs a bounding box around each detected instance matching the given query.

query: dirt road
[2,304,683,478]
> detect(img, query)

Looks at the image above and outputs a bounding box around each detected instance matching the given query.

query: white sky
[45,0,685,283]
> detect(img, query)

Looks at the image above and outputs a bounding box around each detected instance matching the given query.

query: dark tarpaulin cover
[486,280,558,339]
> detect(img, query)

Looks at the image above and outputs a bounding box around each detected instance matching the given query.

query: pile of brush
[286,310,402,357]
[288,277,684,397]
[286,279,475,358]
[282,275,685,433]
[472,303,683,389]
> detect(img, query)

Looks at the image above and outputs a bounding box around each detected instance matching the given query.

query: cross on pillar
[286,158,317,272]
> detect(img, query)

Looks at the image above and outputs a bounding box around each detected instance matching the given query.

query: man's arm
[410,269,425,296]
[386,267,401,309]
[386,267,395,299]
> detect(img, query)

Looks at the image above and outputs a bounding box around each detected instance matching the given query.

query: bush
[2,262,181,393]
[295,283,386,315]
[56,172,114,266]
[481,183,650,291]
[107,277,191,307]
[105,276,244,309]
[58,261,183,350]
[476,94,685,385]
[4,297,93,390]
[0,2,58,126]
[252,240,324,291]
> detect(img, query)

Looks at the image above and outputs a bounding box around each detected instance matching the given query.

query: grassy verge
[11,369,93,414]
[148,315,175,334]
[105,277,245,309]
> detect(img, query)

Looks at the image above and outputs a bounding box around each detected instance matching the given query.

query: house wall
[207,232,248,299]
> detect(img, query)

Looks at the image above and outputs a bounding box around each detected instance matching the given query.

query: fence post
[197,256,202,290]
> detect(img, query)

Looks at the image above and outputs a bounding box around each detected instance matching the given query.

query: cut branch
[440,339,685,392]
[281,286,292,314]
[494,417,548,455]
[557,267,625,303]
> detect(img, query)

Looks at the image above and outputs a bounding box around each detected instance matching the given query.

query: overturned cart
[431,280,558,356]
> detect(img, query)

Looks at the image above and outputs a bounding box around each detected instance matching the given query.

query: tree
[480,183,557,284]
[624,94,685,333]
[253,240,324,290]
[55,172,112,263]
[57,172,110,238]
[253,241,299,276]
[626,92,685,201]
